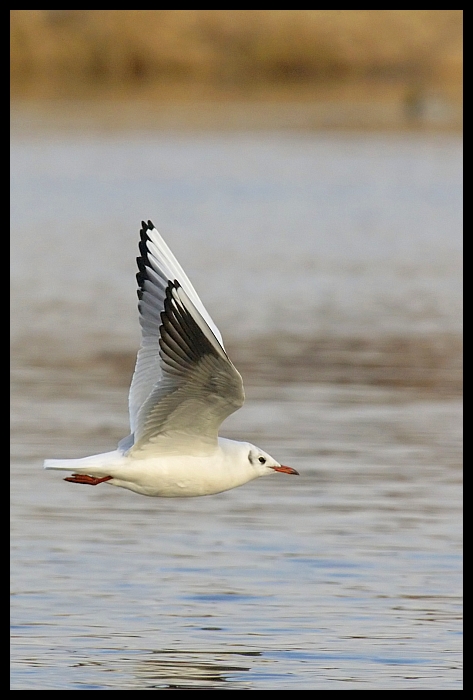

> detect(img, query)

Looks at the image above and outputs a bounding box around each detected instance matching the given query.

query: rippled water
[11,365,462,689]
[11,110,462,688]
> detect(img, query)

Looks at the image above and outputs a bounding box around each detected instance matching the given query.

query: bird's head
[246,444,299,477]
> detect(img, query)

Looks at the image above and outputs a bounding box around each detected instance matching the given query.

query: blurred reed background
[11,10,462,90]
[11,10,462,128]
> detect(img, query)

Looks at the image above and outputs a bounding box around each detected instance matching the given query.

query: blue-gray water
[11,108,462,689]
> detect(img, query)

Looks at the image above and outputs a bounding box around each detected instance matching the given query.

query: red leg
[64,474,113,486]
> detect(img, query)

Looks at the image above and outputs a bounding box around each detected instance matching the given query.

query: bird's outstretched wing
[127,221,244,454]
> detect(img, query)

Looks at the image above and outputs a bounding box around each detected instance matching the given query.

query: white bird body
[44,220,298,496]
[44,438,274,497]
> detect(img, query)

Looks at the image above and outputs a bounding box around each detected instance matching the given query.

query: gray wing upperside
[130,280,244,455]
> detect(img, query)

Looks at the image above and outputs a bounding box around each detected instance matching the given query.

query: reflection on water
[67,650,253,690]
[132,651,253,690]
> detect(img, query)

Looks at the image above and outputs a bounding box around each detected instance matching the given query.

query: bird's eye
[258,456,266,464]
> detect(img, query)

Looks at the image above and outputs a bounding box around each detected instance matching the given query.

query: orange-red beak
[271,465,299,475]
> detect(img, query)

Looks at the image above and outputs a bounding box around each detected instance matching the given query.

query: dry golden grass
[11,10,462,97]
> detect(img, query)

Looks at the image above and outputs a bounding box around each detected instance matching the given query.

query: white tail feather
[44,450,122,474]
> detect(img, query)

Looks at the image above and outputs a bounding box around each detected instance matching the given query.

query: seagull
[44,220,298,497]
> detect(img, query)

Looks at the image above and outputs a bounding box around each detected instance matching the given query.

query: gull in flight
[44,220,298,497]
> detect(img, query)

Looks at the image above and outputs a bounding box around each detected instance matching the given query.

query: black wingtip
[137,224,151,298]
[140,219,157,242]
[138,239,148,259]
[140,219,155,233]
[136,219,157,303]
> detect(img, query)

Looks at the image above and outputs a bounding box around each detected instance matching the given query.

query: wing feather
[127,220,227,436]
[130,280,244,454]
[126,221,241,454]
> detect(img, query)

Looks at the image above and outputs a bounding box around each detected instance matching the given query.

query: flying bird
[44,220,298,497]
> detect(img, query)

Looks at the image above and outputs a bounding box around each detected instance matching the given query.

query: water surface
[11,114,462,688]
[11,365,462,689]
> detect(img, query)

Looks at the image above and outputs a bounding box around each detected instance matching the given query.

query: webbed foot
[64,474,113,486]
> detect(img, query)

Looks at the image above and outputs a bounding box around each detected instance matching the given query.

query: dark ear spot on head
[248,451,253,464]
